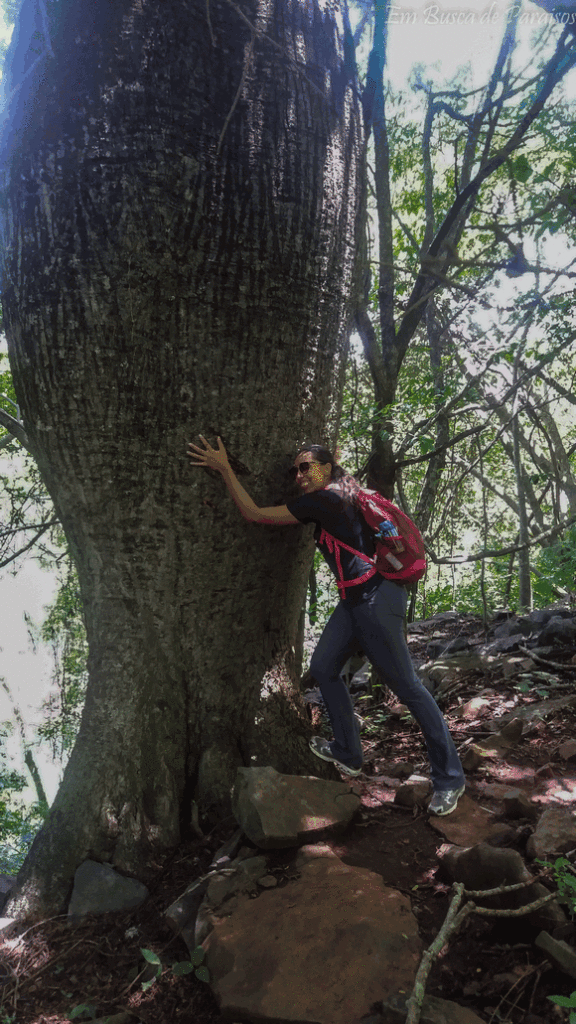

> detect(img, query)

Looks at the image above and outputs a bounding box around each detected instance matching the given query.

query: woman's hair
[295,444,344,480]
[295,444,360,501]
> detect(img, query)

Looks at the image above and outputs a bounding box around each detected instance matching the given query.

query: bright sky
[1,0,575,808]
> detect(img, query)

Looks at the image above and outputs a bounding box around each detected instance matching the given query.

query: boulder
[460,719,523,770]
[386,762,416,779]
[165,875,211,937]
[203,847,422,1024]
[421,611,461,624]
[438,843,530,891]
[527,608,555,627]
[194,855,270,945]
[231,765,360,849]
[394,779,432,808]
[539,616,576,645]
[454,695,493,720]
[429,797,516,847]
[437,843,566,929]
[425,637,471,659]
[483,634,530,654]
[498,693,576,726]
[68,861,149,921]
[428,653,485,690]
[558,740,576,761]
[493,617,532,639]
[501,788,538,820]
[500,656,535,678]
[526,807,576,859]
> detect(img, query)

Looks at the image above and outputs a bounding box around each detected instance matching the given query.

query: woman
[188,435,465,816]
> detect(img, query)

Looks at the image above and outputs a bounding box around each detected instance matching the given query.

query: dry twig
[519,644,576,674]
[405,878,560,1024]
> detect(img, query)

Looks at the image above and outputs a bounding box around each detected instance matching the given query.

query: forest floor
[1,614,576,1024]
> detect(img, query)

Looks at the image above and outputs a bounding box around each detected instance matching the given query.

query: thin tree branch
[406,877,560,1024]
[0,520,58,570]
[429,511,576,565]
[0,407,31,451]
[396,27,576,353]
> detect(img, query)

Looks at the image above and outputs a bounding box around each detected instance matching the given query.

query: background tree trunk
[1,0,362,916]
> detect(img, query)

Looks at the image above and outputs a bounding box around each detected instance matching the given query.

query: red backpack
[319,489,427,600]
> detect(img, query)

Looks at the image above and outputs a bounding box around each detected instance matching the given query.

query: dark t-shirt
[286,485,381,603]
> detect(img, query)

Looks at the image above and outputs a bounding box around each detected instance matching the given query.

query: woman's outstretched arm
[188,435,300,525]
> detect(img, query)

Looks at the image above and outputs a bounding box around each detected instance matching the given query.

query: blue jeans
[309,579,465,792]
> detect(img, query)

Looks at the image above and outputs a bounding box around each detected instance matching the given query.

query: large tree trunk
[1,0,362,917]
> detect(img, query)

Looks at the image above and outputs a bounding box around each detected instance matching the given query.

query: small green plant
[140,947,162,991]
[67,1005,99,1021]
[132,945,211,993]
[360,707,390,737]
[538,857,576,917]
[173,945,211,984]
[548,990,576,1022]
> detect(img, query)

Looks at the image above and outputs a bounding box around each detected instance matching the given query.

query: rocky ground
[1,609,576,1024]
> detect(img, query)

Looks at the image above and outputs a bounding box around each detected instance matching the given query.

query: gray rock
[526,807,576,860]
[498,693,576,727]
[539,616,576,645]
[535,930,576,979]
[423,611,461,624]
[394,780,432,808]
[387,762,416,779]
[193,855,270,945]
[68,860,149,920]
[231,765,360,849]
[426,637,471,660]
[428,653,485,689]
[559,740,576,761]
[502,788,538,820]
[437,843,565,928]
[165,876,211,935]
[438,842,530,891]
[484,634,530,653]
[527,609,555,627]
[491,609,514,622]
[493,617,532,639]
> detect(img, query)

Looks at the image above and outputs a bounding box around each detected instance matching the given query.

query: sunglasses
[288,460,319,479]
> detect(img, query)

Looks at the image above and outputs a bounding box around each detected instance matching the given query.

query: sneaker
[428,785,465,816]
[309,736,363,777]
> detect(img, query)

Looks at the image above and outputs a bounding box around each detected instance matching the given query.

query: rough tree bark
[0,0,362,916]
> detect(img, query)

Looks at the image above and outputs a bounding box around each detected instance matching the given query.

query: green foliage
[533,526,576,604]
[0,720,45,873]
[547,990,576,1022]
[136,945,210,993]
[140,947,162,991]
[64,946,210,1021]
[67,1005,99,1022]
[37,562,88,757]
[541,857,576,917]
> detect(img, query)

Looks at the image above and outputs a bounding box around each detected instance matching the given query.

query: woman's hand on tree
[188,435,230,474]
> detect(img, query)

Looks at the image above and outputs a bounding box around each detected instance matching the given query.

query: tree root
[405,874,560,1024]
